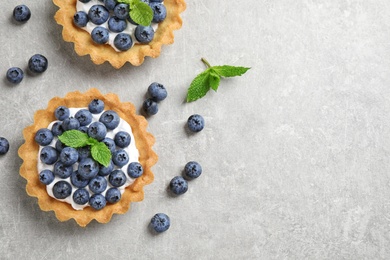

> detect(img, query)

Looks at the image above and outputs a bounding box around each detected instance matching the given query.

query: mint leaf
[117,0,132,5]
[187,70,211,102]
[212,66,251,77]
[91,142,111,167]
[58,130,89,148]
[130,1,153,26]
[209,70,220,92]
[86,138,98,146]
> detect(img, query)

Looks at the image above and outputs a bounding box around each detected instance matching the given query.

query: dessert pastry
[53,0,186,68]
[18,88,158,226]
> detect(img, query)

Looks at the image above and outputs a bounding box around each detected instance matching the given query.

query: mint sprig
[58,130,111,167]
[117,0,153,26]
[186,58,250,102]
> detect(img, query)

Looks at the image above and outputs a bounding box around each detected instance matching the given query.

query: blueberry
[105,187,121,203]
[108,170,127,187]
[104,0,117,10]
[6,67,24,84]
[150,213,170,233]
[13,5,31,22]
[142,98,158,116]
[148,82,167,102]
[35,128,53,146]
[149,3,166,23]
[114,33,133,51]
[51,122,64,137]
[114,3,129,20]
[89,176,108,194]
[78,158,99,179]
[87,122,107,141]
[91,26,109,44]
[169,176,188,195]
[78,126,89,133]
[187,114,205,132]
[73,11,89,27]
[89,194,106,210]
[149,0,162,2]
[88,99,105,114]
[108,16,127,33]
[114,131,131,148]
[98,160,114,176]
[135,25,155,43]
[99,110,120,130]
[73,188,90,205]
[55,139,67,152]
[88,5,109,25]
[112,149,129,167]
[70,170,89,188]
[55,106,70,121]
[52,181,72,199]
[53,161,73,179]
[0,137,9,155]
[62,117,81,131]
[102,137,116,153]
[127,162,143,178]
[75,109,93,126]
[77,146,91,161]
[28,54,48,74]
[40,146,58,165]
[39,170,55,185]
[184,161,202,179]
[59,147,79,166]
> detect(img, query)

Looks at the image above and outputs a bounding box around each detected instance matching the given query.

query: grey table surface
[1,0,390,259]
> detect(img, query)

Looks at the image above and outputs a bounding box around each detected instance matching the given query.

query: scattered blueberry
[75,109,93,126]
[112,149,129,167]
[70,170,89,188]
[99,110,120,130]
[73,188,90,205]
[88,99,105,114]
[13,5,31,22]
[28,54,48,74]
[91,26,110,44]
[0,137,9,155]
[148,82,167,102]
[135,25,155,43]
[150,213,170,233]
[88,5,109,25]
[187,114,205,132]
[150,3,166,23]
[114,33,133,51]
[59,147,79,166]
[77,146,91,161]
[73,11,89,27]
[105,187,121,203]
[52,181,72,199]
[89,176,108,194]
[184,161,202,179]
[39,170,55,185]
[35,128,54,146]
[62,117,81,131]
[102,137,116,153]
[55,106,70,121]
[78,158,99,180]
[114,3,129,20]
[51,122,64,137]
[114,131,131,148]
[53,161,73,179]
[87,122,107,141]
[89,194,106,210]
[127,162,143,178]
[142,98,158,116]
[6,67,24,84]
[98,160,114,176]
[108,16,127,33]
[169,176,188,195]
[108,170,127,187]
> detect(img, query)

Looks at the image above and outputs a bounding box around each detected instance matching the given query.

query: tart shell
[53,0,186,68]
[18,88,158,227]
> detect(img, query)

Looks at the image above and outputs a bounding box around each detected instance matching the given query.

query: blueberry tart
[18,88,158,226]
[53,0,186,68]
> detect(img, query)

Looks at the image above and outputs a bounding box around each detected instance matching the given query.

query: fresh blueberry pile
[74,0,167,52]
[35,99,143,210]
[143,82,167,116]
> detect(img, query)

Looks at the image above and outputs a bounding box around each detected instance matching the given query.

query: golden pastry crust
[18,88,158,227]
[53,0,186,68]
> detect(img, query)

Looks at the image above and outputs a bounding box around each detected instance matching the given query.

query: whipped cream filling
[76,0,159,52]
[37,108,140,210]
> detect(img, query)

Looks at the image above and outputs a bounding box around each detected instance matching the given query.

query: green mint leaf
[58,130,89,148]
[211,65,251,78]
[186,69,212,102]
[129,1,153,26]
[117,0,132,5]
[91,142,112,167]
[86,138,99,146]
[209,70,221,92]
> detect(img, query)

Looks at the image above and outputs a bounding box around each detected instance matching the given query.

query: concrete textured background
[1,0,390,259]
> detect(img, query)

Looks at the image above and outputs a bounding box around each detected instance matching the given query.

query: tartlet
[53,0,186,68]
[18,88,158,226]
